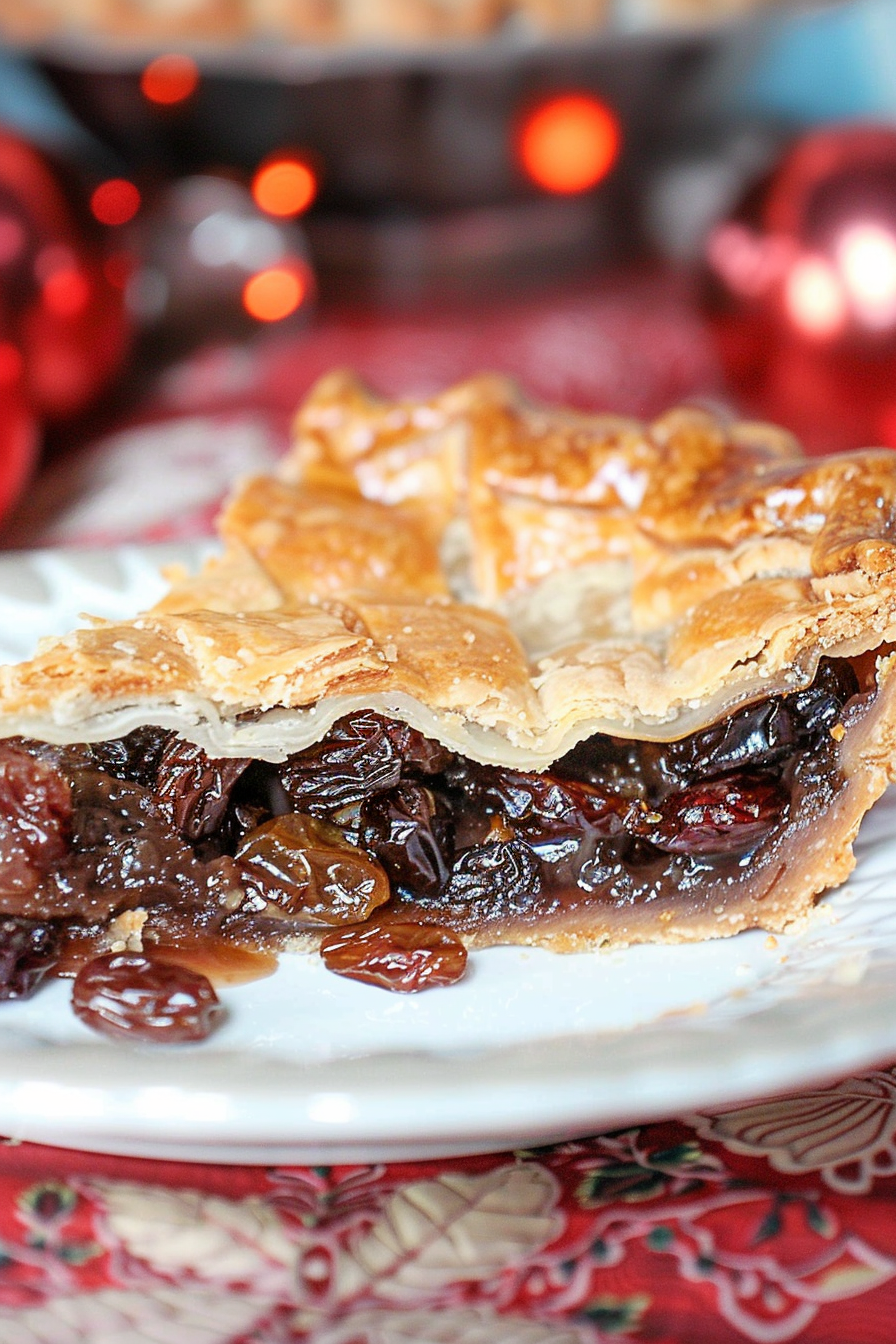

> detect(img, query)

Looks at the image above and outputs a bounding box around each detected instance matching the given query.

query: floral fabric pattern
[2,1070,896,1342]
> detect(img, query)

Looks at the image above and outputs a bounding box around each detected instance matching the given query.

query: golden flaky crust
[3,370,896,946]
[3,371,896,766]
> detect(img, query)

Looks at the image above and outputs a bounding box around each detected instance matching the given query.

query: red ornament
[703,124,896,454]
[0,332,39,523]
[0,130,130,424]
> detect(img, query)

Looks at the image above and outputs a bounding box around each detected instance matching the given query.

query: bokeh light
[242,264,307,322]
[189,210,282,269]
[252,158,317,218]
[835,221,896,329]
[517,94,620,195]
[707,222,795,300]
[91,179,141,227]
[41,267,91,318]
[140,54,200,106]
[784,255,847,338]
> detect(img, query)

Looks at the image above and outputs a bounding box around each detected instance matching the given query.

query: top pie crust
[3,371,896,772]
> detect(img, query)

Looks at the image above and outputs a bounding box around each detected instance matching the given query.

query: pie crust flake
[0,372,895,1009]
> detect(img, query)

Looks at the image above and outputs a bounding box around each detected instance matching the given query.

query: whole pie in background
[0,0,785,43]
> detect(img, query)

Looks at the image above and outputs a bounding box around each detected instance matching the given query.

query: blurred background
[0,0,893,545]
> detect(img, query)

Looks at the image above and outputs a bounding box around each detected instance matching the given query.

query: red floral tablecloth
[4,1095,896,1344]
[3,268,896,1344]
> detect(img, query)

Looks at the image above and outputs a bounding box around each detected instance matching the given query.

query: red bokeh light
[242,264,308,322]
[140,54,200,106]
[252,158,318,218]
[41,267,91,319]
[91,179,141,227]
[517,94,620,195]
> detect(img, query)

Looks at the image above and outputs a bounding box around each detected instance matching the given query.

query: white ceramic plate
[0,544,896,1164]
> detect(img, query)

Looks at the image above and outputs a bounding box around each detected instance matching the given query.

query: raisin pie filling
[0,653,868,1021]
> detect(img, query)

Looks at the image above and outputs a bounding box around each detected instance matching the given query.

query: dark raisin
[87,727,172,788]
[471,767,624,840]
[811,656,860,704]
[237,813,390,926]
[552,660,860,807]
[320,921,467,992]
[789,658,860,737]
[154,737,251,841]
[627,771,789,856]
[383,721,454,776]
[0,916,60,999]
[360,782,452,898]
[655,699,799,787]
[280,712,403,813]
[72,952,224,1043]
[443,838,542,911]
[50,771,209,920]
[0,742,71,906]
[445,763,626,885]
[553,733,670,806]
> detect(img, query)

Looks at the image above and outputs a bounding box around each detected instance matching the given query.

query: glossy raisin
[552,659,859,806]
[789,658,860,736]
[320,921,467,992]
[360,782,452,898]
[50,771,208,920]
[0,916,60,999]
[72,952,224,1043]
[87,727,172,787]
[552,733,652,801]
[664,661,857,787]
[443,837,542,911]
[627,771,788,856]
[468,766,624,840]
[655,699,799,787]
[0,743,72,906]
[237,813,390,926]
[154,737,251,841]
[280,712,403,813]
[383,720,454,776]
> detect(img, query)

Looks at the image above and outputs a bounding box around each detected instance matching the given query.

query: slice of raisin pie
[1,371,896,1027]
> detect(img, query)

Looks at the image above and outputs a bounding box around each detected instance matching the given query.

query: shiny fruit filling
[0,657,860,1035]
